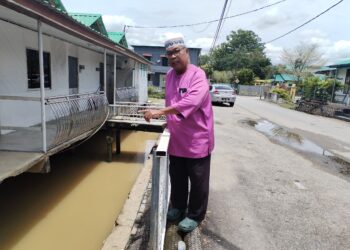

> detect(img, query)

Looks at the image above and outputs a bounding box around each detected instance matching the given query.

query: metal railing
[109,102,166,121]
[150,130,171,250]
[46,92,109,148]
[115,87,138,102]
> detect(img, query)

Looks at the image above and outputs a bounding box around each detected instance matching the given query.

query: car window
[214,85,232,90]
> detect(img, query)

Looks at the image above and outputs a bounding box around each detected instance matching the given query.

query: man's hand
[139,109,163,122]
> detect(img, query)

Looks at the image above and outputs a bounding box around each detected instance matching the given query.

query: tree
[237,68,254,85]
[211,29,271,79]
[281,43,324,84]
[199,54,213,78]
[212,70,233,83]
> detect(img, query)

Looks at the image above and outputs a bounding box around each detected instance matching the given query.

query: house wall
[336,68,348,85]
[116,59,134,88]
[0,20,103,129]
[137,63,148,103]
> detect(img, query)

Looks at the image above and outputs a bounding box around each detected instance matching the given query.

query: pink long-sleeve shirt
[165,64,214,158]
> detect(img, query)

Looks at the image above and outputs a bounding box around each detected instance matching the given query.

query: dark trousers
[169,154,211,222]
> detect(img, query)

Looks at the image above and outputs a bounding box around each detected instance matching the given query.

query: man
[141,37,214,232]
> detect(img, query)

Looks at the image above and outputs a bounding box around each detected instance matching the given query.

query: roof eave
[328,64,350,68]
[1,0,150,65]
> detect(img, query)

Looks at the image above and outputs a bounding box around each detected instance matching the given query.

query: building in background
[315,59,350,104]
[132,45,201,88]
[271,74,298,85]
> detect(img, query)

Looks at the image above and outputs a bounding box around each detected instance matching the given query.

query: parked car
[209,84,236,107]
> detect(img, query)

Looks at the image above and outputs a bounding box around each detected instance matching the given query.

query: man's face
[166,45,189,73]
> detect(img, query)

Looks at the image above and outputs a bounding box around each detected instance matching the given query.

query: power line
[211,0,230,51]
[218,0,233,41]
[265,0,344,44]
[126,0,286,29]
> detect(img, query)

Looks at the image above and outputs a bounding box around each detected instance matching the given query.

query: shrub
[271,88,292,102]
[299,76,342,101]
[148,86,165,99]
[237,68,255,85]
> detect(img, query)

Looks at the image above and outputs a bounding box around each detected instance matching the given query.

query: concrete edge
[101,151,153,250]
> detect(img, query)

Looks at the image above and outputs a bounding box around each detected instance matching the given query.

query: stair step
[335,115,350,122]
[343,109,350,114]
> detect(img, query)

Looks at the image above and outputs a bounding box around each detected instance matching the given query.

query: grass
[279,102,297,110]
[147,97,165,105]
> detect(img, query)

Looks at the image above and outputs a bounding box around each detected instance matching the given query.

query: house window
[144,55,152,61]
[142,53,152,62]
[161,56,168,66]
[26,48,51,89]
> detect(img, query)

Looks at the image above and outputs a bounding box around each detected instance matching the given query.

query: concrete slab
[0,151,45,183]
[107,118,166,133]
[0,124,56,152]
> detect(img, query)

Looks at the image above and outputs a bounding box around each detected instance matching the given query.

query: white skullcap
[164,37,186,49]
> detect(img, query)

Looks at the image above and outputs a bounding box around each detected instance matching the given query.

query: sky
[63,0,350,65]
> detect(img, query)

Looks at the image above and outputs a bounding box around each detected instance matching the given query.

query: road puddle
[0,130,158,250]
[241,119,350,177]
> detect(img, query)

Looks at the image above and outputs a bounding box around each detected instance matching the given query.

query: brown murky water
[0,130,158,250]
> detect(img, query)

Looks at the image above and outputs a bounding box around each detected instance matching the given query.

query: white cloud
[187,37,213,51]
[160,32,184,41]
[102,15,135,31]
[254,6,306,30]
[264,43,283,64]
[328,40,350,63]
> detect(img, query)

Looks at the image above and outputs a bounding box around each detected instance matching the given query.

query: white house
[0,0,150,155]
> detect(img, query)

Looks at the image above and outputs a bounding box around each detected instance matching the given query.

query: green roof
[329,59,350,68]
[315,66,336,73]
[41,0,67,13]
[69,13,108,36]
[108,32,128,48]
[272,74,298,82]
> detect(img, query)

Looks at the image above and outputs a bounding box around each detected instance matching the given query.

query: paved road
[237,96,350,161]
[203,97,350,250]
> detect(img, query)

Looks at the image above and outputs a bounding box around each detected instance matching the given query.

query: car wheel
[229,102,235,107]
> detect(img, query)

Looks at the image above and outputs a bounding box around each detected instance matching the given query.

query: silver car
[209,84,236,107]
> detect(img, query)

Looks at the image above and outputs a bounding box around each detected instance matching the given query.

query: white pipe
[104,49,107,96]
[114,53,117,104]
[38,20,47,152]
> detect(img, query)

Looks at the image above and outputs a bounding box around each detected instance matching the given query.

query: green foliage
[267,64,291,79]
[211,29,271,79]
[272,88,292,102]
[148,86,165,99]
[299,76,342,101]
[212,71,233,83]
[199,55,213,78]
[237,68,254,85]
[199,54,210,65]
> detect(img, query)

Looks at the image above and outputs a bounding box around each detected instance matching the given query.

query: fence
[238,85,263,96]
[150,130,170,250]
[115,87,138,102]
[109,102,166,121]
[46,92,109,148]
[0,92,108,152]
